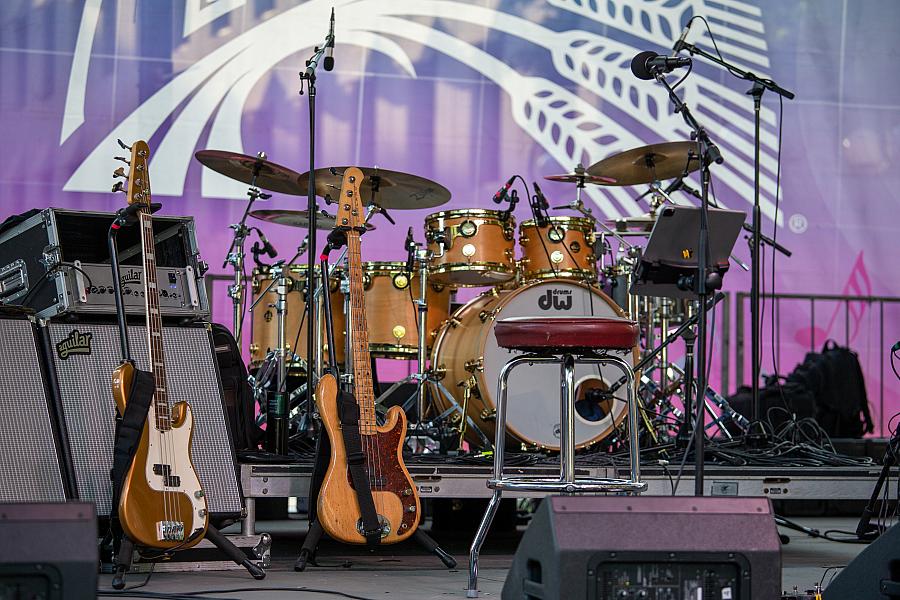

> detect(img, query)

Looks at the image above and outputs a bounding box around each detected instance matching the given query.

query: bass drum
[431,279,635,450]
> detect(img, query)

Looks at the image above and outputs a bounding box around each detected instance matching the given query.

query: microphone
[255,228,278,258]
[296,234,310,257]
[533,182,549,210]
[493,175,516,204]
[671,21,691,56]
[532,182,550,227]
[404,227,416,273]
[324,8,335,71]
[630,50,692,80]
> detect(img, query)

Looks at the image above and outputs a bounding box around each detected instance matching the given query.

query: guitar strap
[336,387,382,546]
[109,366,156,529]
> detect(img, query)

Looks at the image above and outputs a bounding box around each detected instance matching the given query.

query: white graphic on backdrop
[61,0,780,223]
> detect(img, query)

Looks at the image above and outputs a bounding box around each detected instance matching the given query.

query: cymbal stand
[223,152,271,346]
[373,234,492,451]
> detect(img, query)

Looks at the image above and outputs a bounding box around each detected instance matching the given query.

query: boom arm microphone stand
[298,13,335,426]
[652,65,723,496]
[674,37,795,434]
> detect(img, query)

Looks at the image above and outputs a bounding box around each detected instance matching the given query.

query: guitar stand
[107,209,266,588]
[294,520,457,572]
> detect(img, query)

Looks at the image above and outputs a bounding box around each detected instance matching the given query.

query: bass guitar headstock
[111,139,151,208]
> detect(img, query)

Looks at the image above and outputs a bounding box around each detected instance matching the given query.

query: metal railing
[735,291,900,436]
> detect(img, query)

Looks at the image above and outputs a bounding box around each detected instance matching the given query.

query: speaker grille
[46,322,243,517]
[0,318,67,503]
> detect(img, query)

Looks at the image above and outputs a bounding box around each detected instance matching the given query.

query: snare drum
[363,261,451,358]
[424,209,516,286]
[518,216,597,282]
[249,264,346,369]
[430,279,636,450]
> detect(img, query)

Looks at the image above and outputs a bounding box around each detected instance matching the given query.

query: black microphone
[255,228,278,258]
[533,182,549,210]
[532,182,550,227]
[671,21,691,56]
[404,227,416,273]
[324,8,335,71]
[493,175,516,204]
[630,50,692,80]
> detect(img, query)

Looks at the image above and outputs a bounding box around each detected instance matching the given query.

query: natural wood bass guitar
[315,167,421,544]
[111,140,208,549]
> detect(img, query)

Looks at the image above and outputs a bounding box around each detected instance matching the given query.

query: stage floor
[99,517,866,599]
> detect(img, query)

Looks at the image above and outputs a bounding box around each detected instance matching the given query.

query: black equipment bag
[211,322,263,451]
[110,367,155,524]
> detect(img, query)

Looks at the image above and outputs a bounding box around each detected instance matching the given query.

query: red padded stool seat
[494,316,639,351]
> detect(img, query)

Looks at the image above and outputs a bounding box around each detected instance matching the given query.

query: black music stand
[630,205,743,488]
[631,206,745,299]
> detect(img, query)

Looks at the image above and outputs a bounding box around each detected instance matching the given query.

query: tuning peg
[116,139,131,151]
[112,181,126,193]
[114,156,130,165]
[113,166,127,179]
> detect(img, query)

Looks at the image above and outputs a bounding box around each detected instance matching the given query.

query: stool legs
[560,353,576,484]
[466,489,501,598]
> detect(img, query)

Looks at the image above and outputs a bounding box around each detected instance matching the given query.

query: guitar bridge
[156,520,185,541]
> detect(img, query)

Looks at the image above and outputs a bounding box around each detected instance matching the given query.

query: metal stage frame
[238,461,889,535]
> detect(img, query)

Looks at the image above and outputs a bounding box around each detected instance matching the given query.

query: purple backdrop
[1,0,897,432]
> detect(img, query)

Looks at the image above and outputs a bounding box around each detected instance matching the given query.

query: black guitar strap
[109,367,156,527]
[336,388,382,547]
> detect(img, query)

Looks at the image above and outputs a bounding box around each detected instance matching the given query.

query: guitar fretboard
[346,229,376,434]
[139,211,170,431]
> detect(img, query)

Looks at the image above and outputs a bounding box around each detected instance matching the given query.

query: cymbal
[544,172,617,185]
[249,209,375,231]
[195,150,305,195]
[297,167,451,209]
[587,141,699,186]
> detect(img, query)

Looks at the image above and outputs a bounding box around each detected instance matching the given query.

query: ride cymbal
[587,141,700,186]
[297,167,451,209]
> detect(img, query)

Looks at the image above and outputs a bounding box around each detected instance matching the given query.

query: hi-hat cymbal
[587,141,699,186]
[544,172,617,185]
[297,167,451,209]
[195,150,305,195]
[249,209,376,231]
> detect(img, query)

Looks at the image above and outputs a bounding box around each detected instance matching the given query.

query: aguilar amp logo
[56,330,93,360]
[120,269,142,286]
[538,289,573,311]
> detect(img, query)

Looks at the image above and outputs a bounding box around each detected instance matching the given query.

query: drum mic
[255,228,278,258]
[493,175,516,204]
[531,182,550,228]
[671,21,692,56]
[404,227,416,273]
[324,8,335,71]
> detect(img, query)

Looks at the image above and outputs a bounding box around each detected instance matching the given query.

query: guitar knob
[195,490,205,499]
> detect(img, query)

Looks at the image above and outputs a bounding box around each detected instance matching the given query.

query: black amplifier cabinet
[0,208,208,319]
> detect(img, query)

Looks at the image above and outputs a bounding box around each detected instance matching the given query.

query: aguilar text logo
[56,330,93,360]
[120,269,142,286]
[538,289,573,311]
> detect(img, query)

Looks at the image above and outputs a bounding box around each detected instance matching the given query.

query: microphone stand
[676,39,794,434]
[653,67,723,496]
[298,23,335,425]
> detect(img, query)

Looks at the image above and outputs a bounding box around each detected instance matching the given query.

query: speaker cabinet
[0,502,97,600]
[824,521,900,599]
[41,321,244,520]
[503,496,781,600]
[0,309,70,503]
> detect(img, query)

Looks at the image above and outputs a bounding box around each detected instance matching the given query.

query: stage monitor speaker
[0,309,72,503]
[41,321,244,521]
[824,521,900,599]
[0,502,97,600]
[503,496,781,600]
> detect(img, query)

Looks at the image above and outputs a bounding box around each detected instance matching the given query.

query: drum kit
[195,140,747,455]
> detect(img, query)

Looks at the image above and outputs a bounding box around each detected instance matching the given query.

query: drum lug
[448,316,461,328]
[505,248,515,261]
[431,364,447,381]
[251,278,261,294]
[479,307,500,323]
[464,357,484,373]
[518,235,529,245]
[249,343,260,356]
[479,408,496,422]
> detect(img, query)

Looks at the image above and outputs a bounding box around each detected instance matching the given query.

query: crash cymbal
[587,141,699,187]
[195,150,305,195]
[297,167,451,209]
[249,209,375,231]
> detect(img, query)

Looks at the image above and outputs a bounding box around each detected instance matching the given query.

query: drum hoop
[425,208,514,222]
[519,216,595,230]
[519,269,597,282]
